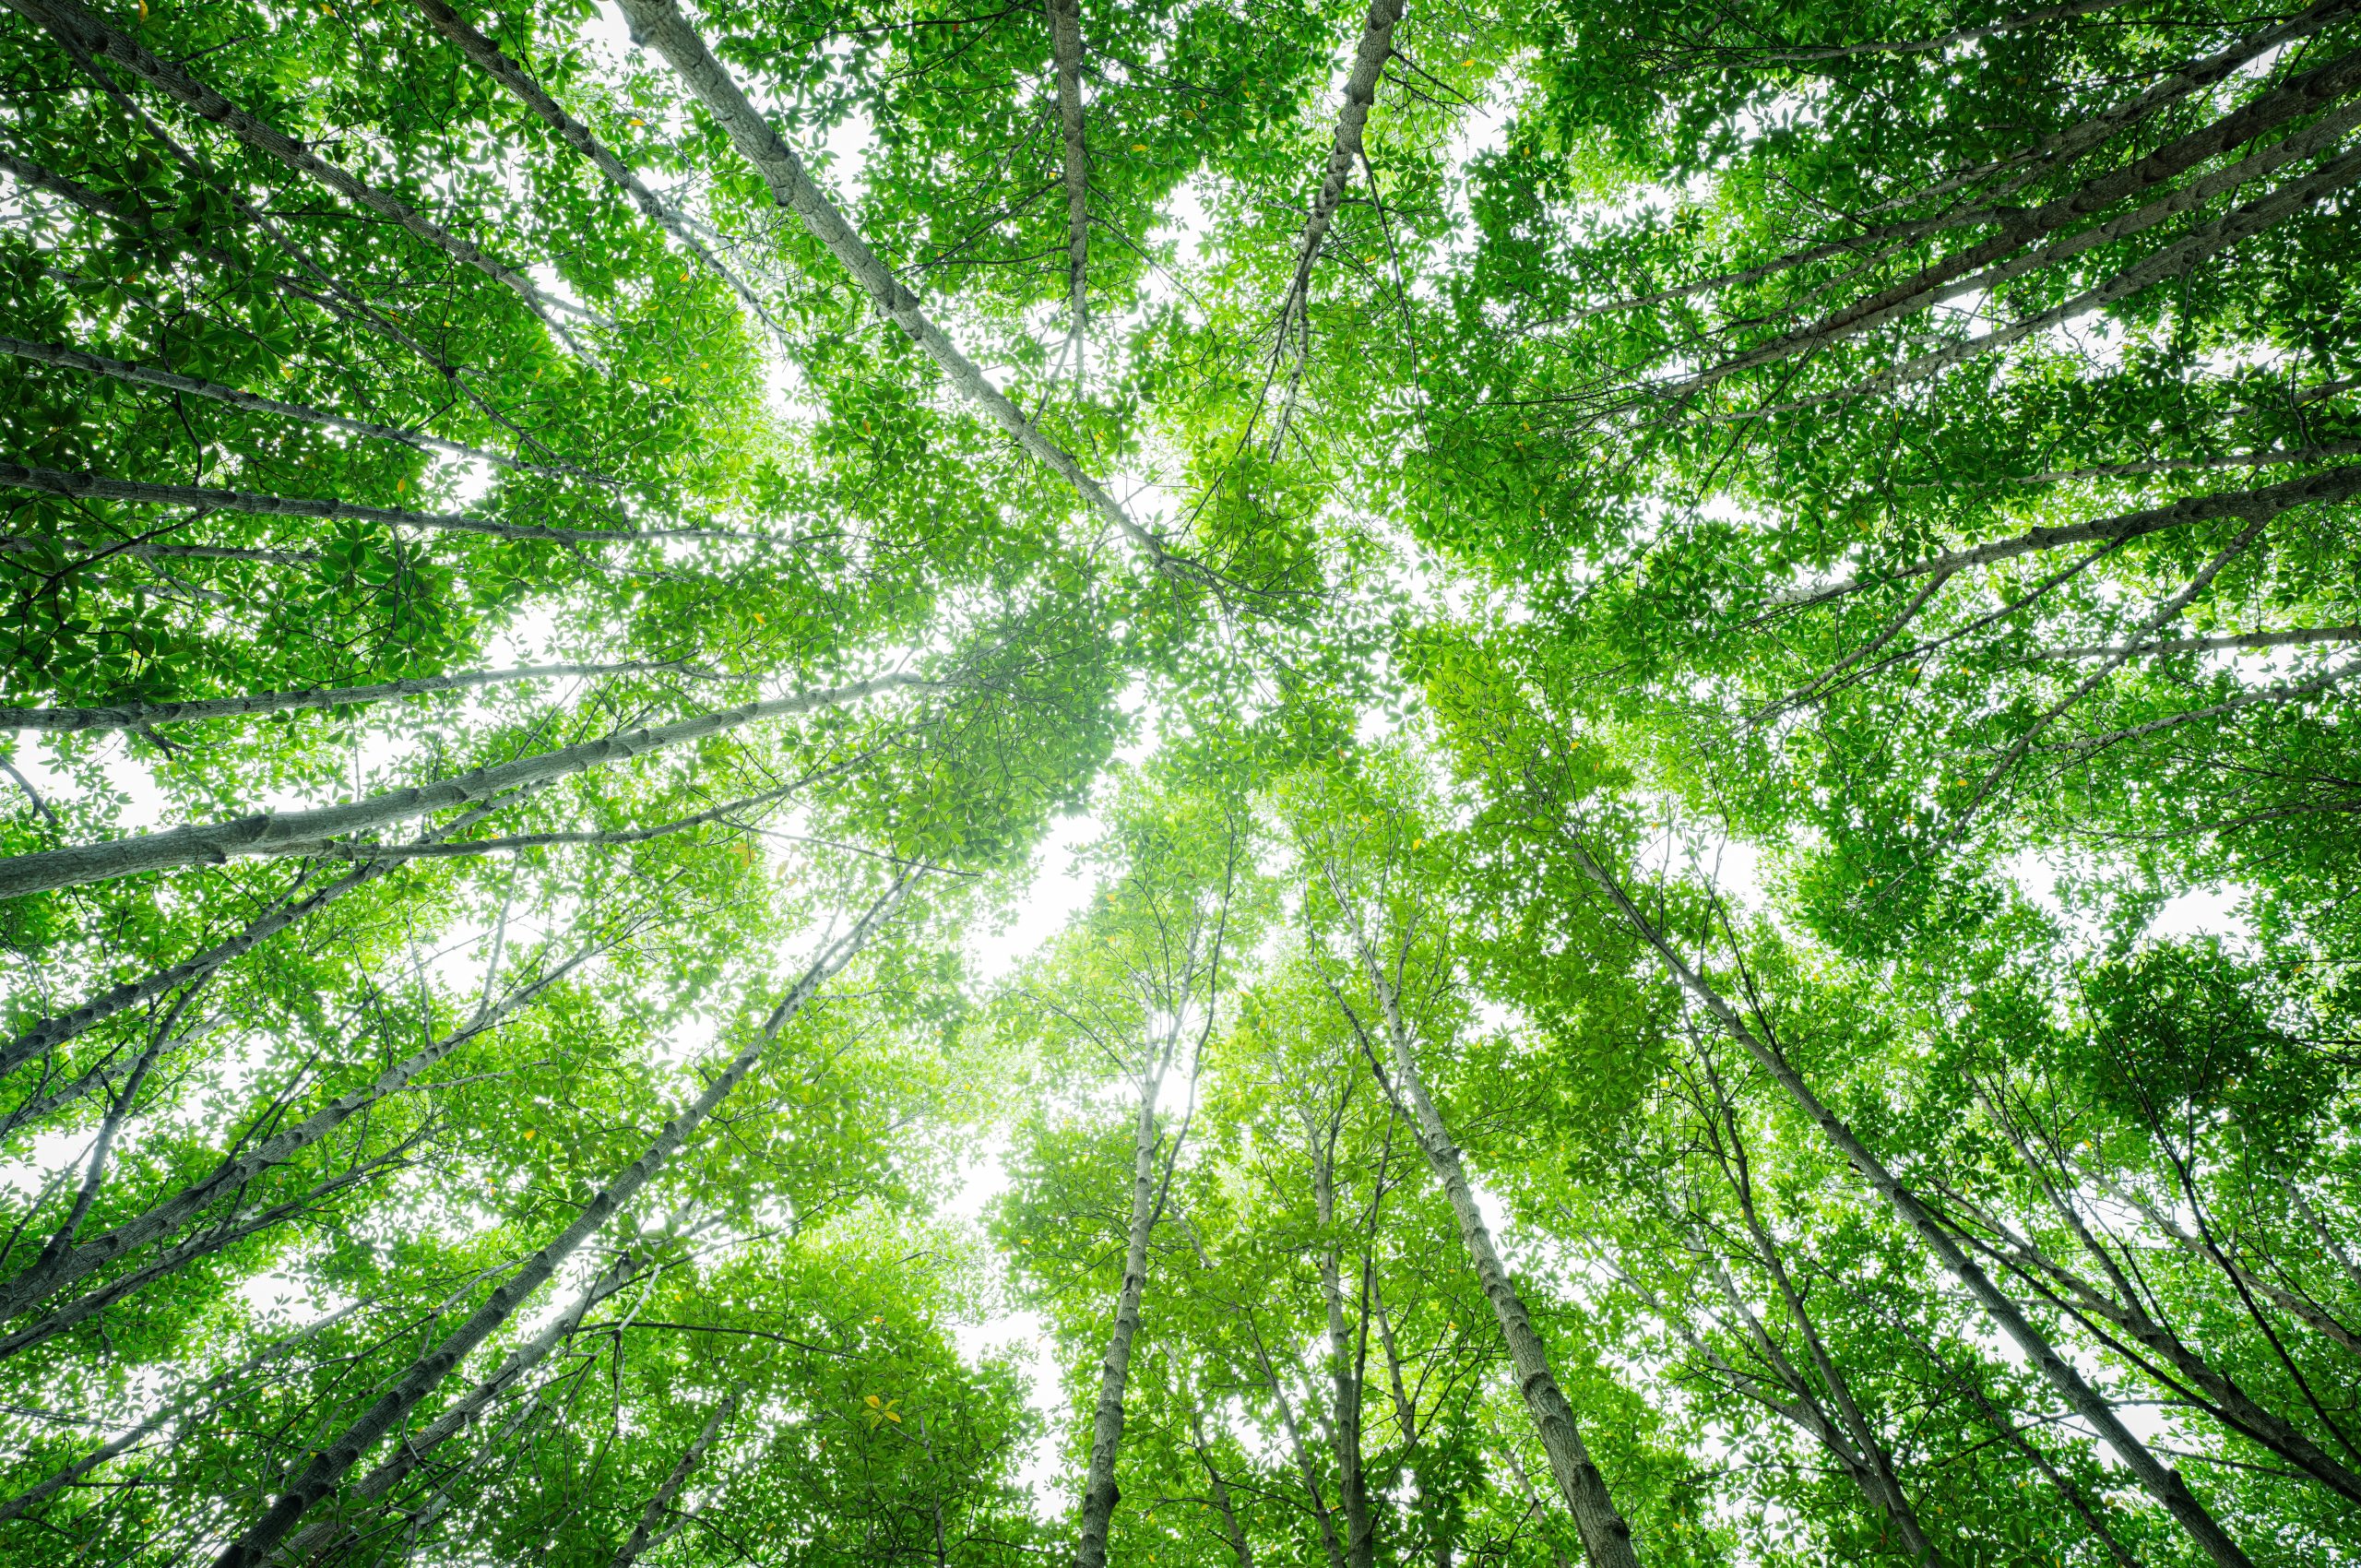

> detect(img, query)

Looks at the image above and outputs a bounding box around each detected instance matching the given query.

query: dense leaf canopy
[1,0,2358,1563]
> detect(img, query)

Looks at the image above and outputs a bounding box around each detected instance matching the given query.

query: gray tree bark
[0,671,922,899]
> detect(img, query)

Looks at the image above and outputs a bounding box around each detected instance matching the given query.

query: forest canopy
[1,0,2357,1563]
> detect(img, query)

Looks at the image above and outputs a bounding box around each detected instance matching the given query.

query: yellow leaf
[629,117,647,127]
[884,1410,900,1422]
[866,1395,881,1408]
[1131,144,1147,152]
[521,1128,535,1139]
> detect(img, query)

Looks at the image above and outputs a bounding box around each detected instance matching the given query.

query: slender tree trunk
[1312,1161,1376,1568]
[0,671,922,899]
[277,1251,648,1559]
[1188,1402,1254,1568]
[0,1144,415,1360]
[1670,44,2361,393]
[611,0,1187,577]
[1564,837,2254,1568]
[210,879,906,1567]
[1074,1075,1168,1568]
[2,795,518,1076]
[1710,1080,1938,1563]
[1046,0,1089,371]
[1747,148,2361,417]
[606,1385,740,1568]
[0,1299,362,1525]
[0,463,746,548]
[0,659,716,735]
[1276,0,1405,336]
[1358,982,1641,1568]
[1779,463,2361,609]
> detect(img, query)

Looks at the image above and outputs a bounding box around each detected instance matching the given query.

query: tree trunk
[1312,1160,1376,1568]
[0,658,716,735]
[2,795,516,1076]
[1566,837,2254,1568]
[1188,1402,1254,1568]
[0,462,744,548]
[0,671,921,899]
[1073,1075,1167,1568]
[607,1385,740,1568]
[611,0,1186,577]
[0,332,541,476]
[1046,0,1089,366]
[1276,0,1405,335]
[209,880,906,1568]
[1368,999,1640,1568]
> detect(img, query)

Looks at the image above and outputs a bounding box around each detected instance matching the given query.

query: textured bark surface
[1073,1087,1165,1568]
[1380,1030,1641,1568]
[606,1384,740,1568]
[1277,0,1406,334]
[1047,0,1090,362]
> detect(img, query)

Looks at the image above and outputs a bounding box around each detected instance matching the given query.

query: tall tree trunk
[0,671,921,898]
[0,658,714,735]
[1312,1159,1376,1568]
[1046,0,1089,372]
[0,333,544,476]
[0,1299,362,1525]
[1276,0,1406,337]
[1350,963,1641,1568]
[0,463,745,548]
[1188,1401,1254,1568]
[1074,1074,1168,1568]
[209,879,906,1567]
[606,1385,740,1568]
[277,1251,647,1560]
[611,0,1190,578]
[2,794,516,1076]
[1565,837,2255,1568]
